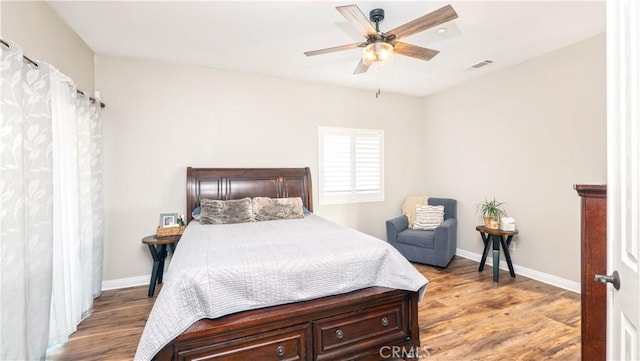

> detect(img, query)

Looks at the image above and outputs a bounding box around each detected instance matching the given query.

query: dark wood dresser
[575,184,606,360]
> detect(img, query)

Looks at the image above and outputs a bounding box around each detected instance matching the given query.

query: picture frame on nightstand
[159,213,179,228]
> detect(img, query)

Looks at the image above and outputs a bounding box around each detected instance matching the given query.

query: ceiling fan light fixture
[305,4,459,74]
[362,42,394,66]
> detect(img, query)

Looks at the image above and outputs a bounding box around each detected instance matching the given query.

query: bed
[137,167,427,361]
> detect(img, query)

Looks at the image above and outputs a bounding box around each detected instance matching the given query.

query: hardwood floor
[47,257,580,360]
[414,260,580,360]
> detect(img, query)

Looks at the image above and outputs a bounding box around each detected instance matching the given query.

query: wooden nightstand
[141,234,181,297]
[475,225,518,283]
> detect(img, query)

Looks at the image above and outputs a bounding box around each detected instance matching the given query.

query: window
[318,126,384,205]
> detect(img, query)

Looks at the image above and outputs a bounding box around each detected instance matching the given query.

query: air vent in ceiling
[470,60,494,69]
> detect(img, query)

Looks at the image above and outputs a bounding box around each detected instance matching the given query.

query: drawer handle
[335,329,344,339]
[275,345,285,357]
[381,317,389,327]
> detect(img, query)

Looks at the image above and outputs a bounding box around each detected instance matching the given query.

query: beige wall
[95,55,427,280]
[0,0,606,285]
[421,34,606,283]
[0,1,94,92]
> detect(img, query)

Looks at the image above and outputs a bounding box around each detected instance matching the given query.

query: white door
[606,0,640,359]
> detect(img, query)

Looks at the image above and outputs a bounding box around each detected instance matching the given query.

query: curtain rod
[0,39,106,109]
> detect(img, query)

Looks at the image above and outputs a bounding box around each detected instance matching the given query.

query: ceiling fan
[304,4,459,74]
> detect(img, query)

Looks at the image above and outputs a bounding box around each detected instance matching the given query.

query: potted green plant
[476,198,506,229]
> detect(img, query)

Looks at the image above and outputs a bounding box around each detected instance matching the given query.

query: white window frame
[318,126,384,205]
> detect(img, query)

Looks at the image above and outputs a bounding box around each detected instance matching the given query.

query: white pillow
[413,205,445,230]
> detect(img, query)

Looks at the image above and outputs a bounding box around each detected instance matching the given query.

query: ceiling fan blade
[304,42,364,57]
[386,4,458,41]
[336,5,378,38]
[353,58,370,74]
[393,42,440,61]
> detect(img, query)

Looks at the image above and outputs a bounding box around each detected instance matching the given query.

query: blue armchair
[386,198,457,267]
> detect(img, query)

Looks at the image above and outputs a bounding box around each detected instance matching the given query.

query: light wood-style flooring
[47,257,580,360]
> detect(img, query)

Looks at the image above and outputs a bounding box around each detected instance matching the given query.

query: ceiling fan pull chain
[376,65,382,98]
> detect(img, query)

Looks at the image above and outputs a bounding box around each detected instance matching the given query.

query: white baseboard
[101,251,581,294]
[456,248,581,294]
[102,275,149,291]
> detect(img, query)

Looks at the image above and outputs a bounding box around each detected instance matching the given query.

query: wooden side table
[142,234,181,297]
[475,225,518,282]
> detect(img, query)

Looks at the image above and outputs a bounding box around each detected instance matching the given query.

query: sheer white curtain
[48,68,104,345]
[0,39,54,361]
[0,39,103,359]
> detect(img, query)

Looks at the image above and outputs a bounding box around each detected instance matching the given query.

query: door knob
[594,270,620,290]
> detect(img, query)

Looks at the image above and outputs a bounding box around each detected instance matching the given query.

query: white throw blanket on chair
[402,196,428,229]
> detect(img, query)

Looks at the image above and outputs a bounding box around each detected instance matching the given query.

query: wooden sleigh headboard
[186,167,313,223]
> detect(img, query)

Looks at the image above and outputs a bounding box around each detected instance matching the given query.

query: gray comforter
[135,214,428,360]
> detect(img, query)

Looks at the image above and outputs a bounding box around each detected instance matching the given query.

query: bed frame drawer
[313,300,409,360]
[176,324,310,361]
[156,288,419,361]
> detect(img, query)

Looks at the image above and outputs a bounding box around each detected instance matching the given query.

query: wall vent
[470,60,494,69]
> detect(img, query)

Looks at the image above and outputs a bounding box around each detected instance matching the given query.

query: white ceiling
[47,1,605,97]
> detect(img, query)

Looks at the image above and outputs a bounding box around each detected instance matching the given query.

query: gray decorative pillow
[413,205,445,230]
[199,198,255,224]
[252,197,304,221]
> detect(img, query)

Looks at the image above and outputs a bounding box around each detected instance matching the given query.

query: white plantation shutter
[323,133,351,193]
[319,127,384,204]
[355,135,381,193]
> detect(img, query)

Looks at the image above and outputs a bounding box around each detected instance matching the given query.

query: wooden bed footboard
[156,287,420,361]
